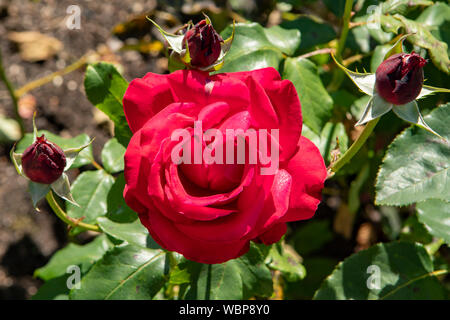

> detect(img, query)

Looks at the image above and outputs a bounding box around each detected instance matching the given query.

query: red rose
[123,68,326,264]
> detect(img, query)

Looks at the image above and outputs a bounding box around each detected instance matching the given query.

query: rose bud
[21,134,66,184]
[375,52,427,105]
[182,19,224,68]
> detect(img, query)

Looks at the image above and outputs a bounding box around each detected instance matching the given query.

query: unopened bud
[21,135,66,184]
[375,52,427,105]
[183,19,223,68]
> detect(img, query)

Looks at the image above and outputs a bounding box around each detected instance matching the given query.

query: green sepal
[51,173,79,207]
[147,18,185,54]
[331,54,376,96]
[32,112,38,141]
[29,181,50,211]
[63,139,94,171]
[10,145,24,177]
[392,101,444,139]
[355,93,393,126]
[179,36,191,65]
[383,33,411,60]
[417,85,450,100]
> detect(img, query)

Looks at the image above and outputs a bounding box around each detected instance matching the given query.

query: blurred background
[0,0,449,300]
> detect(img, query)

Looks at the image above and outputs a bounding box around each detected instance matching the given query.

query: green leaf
[282,57,333,134]
[97,217,160,249]
[399,215,433,244]
[280,16,336,52]
[285,257,338,300]
[106,173,137,223]
[66,170,115,228]
[218,23,300,73]
[416,2,450,46]
[184,243,273,300]
[35,235,112,281]
[32,275,70,300]
[371,44,392,72]
[84,62,132,146]
[314,242,447,300]
[263,25,301,56]
[101,138,126,173]
[266,242,306,282]
[381,0,433,15]
[291,220,333,256]
[70,245,168,300]
[376,103,450,206]
[417,199,450,244]
[392,14,450,74]
[16,131,93,169]
[416,2,450,28]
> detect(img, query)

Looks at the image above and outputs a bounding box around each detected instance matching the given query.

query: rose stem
[327,0,353,92]
[14,52,91,97]
[0,50,25,137]
[45,190,102,233]
[330,118,380,174]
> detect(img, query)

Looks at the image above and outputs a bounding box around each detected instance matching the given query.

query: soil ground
[0,0,166,299]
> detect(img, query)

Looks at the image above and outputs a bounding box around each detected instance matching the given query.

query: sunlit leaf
[283,57,333,133]
[314,242,446,300]
[70,245,168,299]
[416,199,450,245]
[376,103,450,206]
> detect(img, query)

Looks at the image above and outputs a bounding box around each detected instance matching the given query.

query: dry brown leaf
[356,222,377,251]
[8,31,63,62]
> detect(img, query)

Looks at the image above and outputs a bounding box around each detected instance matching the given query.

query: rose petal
[123,73,175,132]
[282,136,326,222]
[138,205,250,264]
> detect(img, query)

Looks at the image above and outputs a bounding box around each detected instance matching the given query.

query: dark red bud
[375,52,427,105]
[21,135,66,184]
[182,19,223,68]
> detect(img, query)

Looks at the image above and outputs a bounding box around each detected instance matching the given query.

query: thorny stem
[335,0,354,62]
[90,158,104,171]
[329,118,380,176]
[328,0,354,92]
[0,50,25,137]
[298,48,335,59]
[45,190,101,233]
